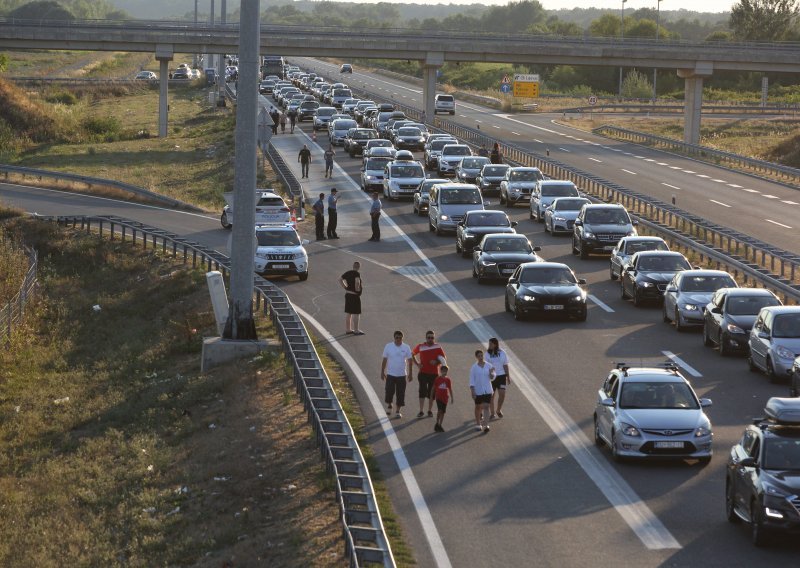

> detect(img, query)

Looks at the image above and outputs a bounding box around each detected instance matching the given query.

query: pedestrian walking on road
[469,349,496,433]
[490,142,503,164]
[326,187,339,239]
[486,337,511,419]
[368,192,382,242]
[421,110,427,124]
[270,109,279,135]
[431,365,454,432]
[324,144,336,178]
[298,144,312,178]
[288,109,297,133]
[478,144,489,158]
[340,261,363,335]
[312,192,325,241]
[382,330,413,419]
[412,330,447,418]
[279,111,287,134]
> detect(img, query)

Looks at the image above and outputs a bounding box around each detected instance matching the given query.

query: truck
[261,55,285,80]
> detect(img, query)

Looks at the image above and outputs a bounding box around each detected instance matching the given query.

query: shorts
[491,374,508,391]
[474,393,492,405]
[418,372,437,399]
[344,294,361,315]
[436,399,448,413]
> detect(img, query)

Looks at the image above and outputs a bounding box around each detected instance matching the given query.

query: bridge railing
[592,124,800,188]
[0,240,37,343]
[31,214,395,568]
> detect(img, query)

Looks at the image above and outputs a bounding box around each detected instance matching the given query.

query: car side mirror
[624,266,634,273]
[533,246,541,252]
[577,278,587,285]
[574,219,583,226]
[601,397,615,407]
[665,286,676,292]
[699,398,712,408]
[511,221,518,227]
[483,200,492,206]
[710,307,722,315]
[301,239,310,245]
[739,457,757,468]
[508,277,518,284]
[473,246,481,252]
[632,220,639,226]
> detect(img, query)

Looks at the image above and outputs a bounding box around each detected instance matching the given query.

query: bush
[44,91,78,106]
[82,115,121,139]
[622,70,653,99]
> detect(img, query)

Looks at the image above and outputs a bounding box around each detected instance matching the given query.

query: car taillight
[281,207,290,212]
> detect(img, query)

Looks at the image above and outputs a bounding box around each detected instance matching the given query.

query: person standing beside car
[312,192,325,241]
[369,192,382,242]
[324,145,336,179]
[279,111,287,134]
[490,142,503,164]
[288,108,297,133]
[326,187,339,239]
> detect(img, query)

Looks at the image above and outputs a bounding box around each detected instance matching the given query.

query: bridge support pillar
[156,45,174,138]
[421,52,443,125]
[678,64,713,145]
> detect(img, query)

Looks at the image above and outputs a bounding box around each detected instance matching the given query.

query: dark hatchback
[620,251,691,306]
[504,262,588,321]
[703,287,782,356]
[476,164,511,196]
[472,234,542,284]
[726,397,800,546]
[297,100,320,122]
[456,210,517,256]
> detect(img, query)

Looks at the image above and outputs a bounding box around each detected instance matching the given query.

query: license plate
[544,305,564,310]
[603,245,615,251]
[655,441,684,449]
[501,269,514,274]
[271,264,291,269]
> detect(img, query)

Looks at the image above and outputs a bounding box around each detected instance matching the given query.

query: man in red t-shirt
[430,365,454,432]
[412,330,447,418]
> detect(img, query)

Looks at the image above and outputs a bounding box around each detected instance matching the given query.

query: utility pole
[653,0,662,103]
[193,0,198,69]
[209,0,215,71]
[223,0,260,340]
[217,0,226,102]
[619,0,627,98]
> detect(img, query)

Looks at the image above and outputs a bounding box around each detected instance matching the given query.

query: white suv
[253,224,309,281]
[221,189,292,229]
[434,94,456,115]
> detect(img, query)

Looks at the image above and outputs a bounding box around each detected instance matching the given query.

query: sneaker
[438,425,445,432]
[395,412,402,419]
[483,425,491,433]
[353,330,365,336]
[434,424,443,432]
[387,404,392,415]
[490,413,497,420]
[427,410,433,418]
[497,411,504,418]
[417,412,425,418]
[475,424,482,431]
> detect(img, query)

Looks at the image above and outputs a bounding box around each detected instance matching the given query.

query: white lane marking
[710,199,731,208]
[696,174,710,178]
[611,148,623,152]
[392,92,399,96]
[566,135,576,139]
[512,132,521,136]
[728,184,742,188]
[588,157,602,163]
[588,294,615,313]
[559,147,571,152]
[401,95,408,98]
[623,152,633,156]
[644,158,656,162]
[656,162,668,166]
[683,170,696,174]
[475,120,482,123]
[741,188,760,193]
[316,142,680,550]
[669,166,682,170]
[766,219,793,229]
[662,351,702,378]
[763,194,779,199]
[634,155,645,159]
[621,169,637,175]
[296,308,454,568]
[458,114,467,118]
[662,183,681,190]
[534,138,543,143]
[492,125,500,129]
[711,179,726,183]
[782,200,798,205]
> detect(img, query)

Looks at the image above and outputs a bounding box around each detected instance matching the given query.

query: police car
[253,224,309,281]
[221,189,292,229]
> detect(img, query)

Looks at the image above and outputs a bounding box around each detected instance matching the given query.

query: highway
[3,87,799,566]
[299,58,800,256]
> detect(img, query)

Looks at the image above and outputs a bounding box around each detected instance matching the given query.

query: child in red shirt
[430,365,454,432]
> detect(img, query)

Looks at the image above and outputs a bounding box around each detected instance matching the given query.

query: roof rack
[764,397,800,425]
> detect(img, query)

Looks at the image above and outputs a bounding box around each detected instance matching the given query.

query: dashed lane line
[512,131,521,136]
[782,200,798,205]
[763,195,779,199]
[588,157,602,163]
[728,184,742,188]
[621,169,637,175]
[662,351,703,378]
[588,295,615,313]
[492,125,500,129]
[696,174,710,178]
[710,179,726,183]
[662,183,681,190]
[766,219,793,229]
[559,147,571,152]
[741,188,760,193]
[710,199,732,208]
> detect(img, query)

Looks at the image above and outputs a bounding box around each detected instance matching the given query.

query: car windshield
[256,230,300,247]
[317,109,336,117]
[772,314,800,338]
[390,165,424,178]
[541,184,578,197]
[554,199,588,211]
[625,240,668,254]
[726,295,780,316]
[638,256,690,271]
[466,212,509,227]
[484,238,531,252]
[680,275,736,292]
[333,89,351,97]
[483,166,509,176]
[353,130,377,140]
[398,127,421,136]
[763,438,800,470]
[300,102,318,109]
[584,209,630,225]
[520,266,575,285]
[334,120,357,130]
[462,158,489,169]
[510,170,541,181]
[443,146,471,156]
[256,196,285,207]
[430,140,455,151]
[365,158,391,170]
[367,140,392,148]
[618,381,699,410]
[377,112,393,122]
[441,188,482,205]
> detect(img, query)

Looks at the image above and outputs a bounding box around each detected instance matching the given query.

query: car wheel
[499,190,506,205]
[456,240,462,255]
[610,266,618,280]
[621,282,629,300]
[718,331,731,356]
[472,264,478,278]
[632,287,642,307]
[751,500,769,547]
[504,295,511,313]
[593,415,604,447]
[298,271,309,282]
[429,219,435,232]
[579,240,588,260]
[766,357,779,384]
[675,309,685,332]
[577,308,587,322]
[513,303,524,321]
[220,212,232,229]
[610,431,624,463]
[748,354,758,372]
[435,224,443,236]
[662,302,671,323]
[726,480,741,524]
[571,236,579,256]
[703,324,714,347]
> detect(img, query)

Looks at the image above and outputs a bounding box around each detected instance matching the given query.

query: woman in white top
[469,349,496,432]
[486,337,511,419]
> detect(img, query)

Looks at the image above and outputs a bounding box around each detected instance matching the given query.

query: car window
[461,158,489,168]
[772,314,800,338]
[679,275,736,292]
[256,230,300,247]
[256,196,286,207]
[742,430,757,455]
[466,212,509,227]
[749,437,761,460]
[763,439,800,470]
[484,237,530,252]
[520,266,575,285]
[441,188,482,204]
[618,381,699,410]
[726,295,780,316]
[365,158,390,170]
[510,170,541,181]
[443,146,471,156]
[605,375,619,399]
[584,208,630,225]
[554,199,589,211]
[482,166,509,176]
[637,256,690,271]
[398,127,422,136]
[390,165,424,178]
[437,95,454,102]
[541,184,578,197]
[430,140,455,151]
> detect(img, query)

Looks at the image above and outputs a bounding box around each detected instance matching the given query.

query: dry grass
[0,217,345,566]
[0,211,30,306]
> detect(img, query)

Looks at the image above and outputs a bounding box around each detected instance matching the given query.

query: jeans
[301,162,309,177]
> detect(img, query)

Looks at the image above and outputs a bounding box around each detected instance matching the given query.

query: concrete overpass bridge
[3,17,799,141]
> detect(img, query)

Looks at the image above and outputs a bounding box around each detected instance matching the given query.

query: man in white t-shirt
[469,349,496,432]
[381,330,413,418]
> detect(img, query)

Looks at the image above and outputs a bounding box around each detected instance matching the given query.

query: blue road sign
[500,84,511,94]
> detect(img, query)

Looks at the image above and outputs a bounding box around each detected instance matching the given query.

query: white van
[428,182,485,235]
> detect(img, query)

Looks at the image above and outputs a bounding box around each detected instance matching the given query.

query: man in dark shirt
[298,144,312,178]
[312,192,325,240]
[340,261,363,335]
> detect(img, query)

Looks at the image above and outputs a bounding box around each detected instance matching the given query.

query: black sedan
[472,234,542,284]
[703,287,782,356]
[476,164,510,196]
[620,251,691,306]
[456,210,517,257]
[504,262,588,321]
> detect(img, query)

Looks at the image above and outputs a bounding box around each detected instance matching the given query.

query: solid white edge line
[588,294,615,313]
[294,307,454,568]
[662,351,702,378]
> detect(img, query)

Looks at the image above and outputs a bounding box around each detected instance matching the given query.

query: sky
[343,0,735,14]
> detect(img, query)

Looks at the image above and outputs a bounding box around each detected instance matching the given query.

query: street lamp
[653,0,663,103]
[618,0,627,98]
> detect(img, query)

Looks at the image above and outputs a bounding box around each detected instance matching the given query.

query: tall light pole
[653,0,662,102]
[618,0,627,98]
[193,0,198,69]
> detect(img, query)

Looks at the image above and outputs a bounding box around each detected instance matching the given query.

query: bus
[261,55,285,80]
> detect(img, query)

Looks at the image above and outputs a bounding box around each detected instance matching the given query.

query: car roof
[757,305,800,315]
[465,209,505,217]
[720,287,777,297]
[432,182,480,190]
[584,203,625,209]
[622,236,665,242]
[678,269,733,277]
[618,368,688,383]
[632,250,685,258]
[539,179,574,185]
[519,261,570,270]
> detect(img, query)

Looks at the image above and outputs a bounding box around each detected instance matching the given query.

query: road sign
[514,73,540,82]
[500,84,511,94]
[588,95,598,106]
[501,74,511,85]
[513,81,539,98]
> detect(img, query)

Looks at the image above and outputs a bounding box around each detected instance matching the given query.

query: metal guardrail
[31,214,394,567]
[0,241,37,342]
[567,104,798,115]
[592,125,800,188]
[0,164,202,211]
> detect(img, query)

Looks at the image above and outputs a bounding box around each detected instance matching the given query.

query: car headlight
[522,294,537,302]
[292,252,307,260]
[570,295,584,302]
[776,345,795,360]
[480,260,496,266]
[554,215,567,222]
[640,282,654,288]
[682,304,699,311]
[620,422,640,437]
[726,323,745,334]
[440,215,449,221]
[584,231,595,238]
[764,483,788,498]
[463,231,474,238]
[694,426,711,437]
[256,252,268,259]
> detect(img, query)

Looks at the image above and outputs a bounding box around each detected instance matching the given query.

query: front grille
[641,429,693,436]
[267,254,293,261]
[399,184,418,190]
[450,215,464,223]
[639,441,697,455]
[657,284,667,292]
[595,232,626,243]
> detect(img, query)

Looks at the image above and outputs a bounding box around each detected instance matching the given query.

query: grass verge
[0,215,345,566]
